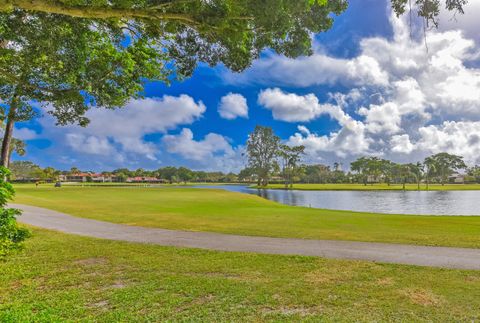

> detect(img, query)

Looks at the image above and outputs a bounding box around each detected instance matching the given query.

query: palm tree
[393,163,414,191]
[278,144,305,189]
[423,157,435,190]
[409,162,424,190]
[278,145,290,189]
[43,167,59,182]
[70,167,80,175]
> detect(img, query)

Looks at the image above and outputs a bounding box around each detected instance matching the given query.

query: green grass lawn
[261,183,480,191]
[12,185,480,248]
[1,228,479,322]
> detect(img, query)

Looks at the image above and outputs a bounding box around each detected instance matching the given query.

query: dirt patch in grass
[89,300,110,311]
[174,294,216,313]
[262,306,318,317]
[465,275,480,282]
[401,288,444,306]
[376,277,395,286]
[109,280,127,289]
[9,280,24,290]
[305,269,356,284]
[191,271,269,283]
[74,257,108,266]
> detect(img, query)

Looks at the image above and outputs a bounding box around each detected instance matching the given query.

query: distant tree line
[348,153,468,189]
[243,126,476,189]
[8,162,239,184]
[107,167,238,184]
[9,152,478,188]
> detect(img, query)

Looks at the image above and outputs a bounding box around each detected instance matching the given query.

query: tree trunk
[4,0,198,24]
[1,100,18,168]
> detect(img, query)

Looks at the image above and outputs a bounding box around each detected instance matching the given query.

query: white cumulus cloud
[258,88,351,124]
[288,122,372,161]
[223,50,389,88]
[218,93,248,120]
[396,121,480,164]
[162,128,245,171]
[43,95,206,162]
[14,127,39,140]
[162,128,233,161]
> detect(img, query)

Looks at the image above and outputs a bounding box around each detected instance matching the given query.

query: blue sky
[13,0,480,172]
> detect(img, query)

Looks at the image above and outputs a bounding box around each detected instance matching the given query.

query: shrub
[0,167,30,258]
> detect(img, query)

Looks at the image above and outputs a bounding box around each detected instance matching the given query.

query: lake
[194,185,480,216]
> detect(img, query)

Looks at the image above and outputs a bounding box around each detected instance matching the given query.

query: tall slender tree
[393,163,414,190]
[246,126,280,187]
[409,162,424,190]
[278,144,305,188]
[423,156,436,190]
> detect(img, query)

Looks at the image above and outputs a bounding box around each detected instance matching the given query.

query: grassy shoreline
[254,183,480,191]
[1,228,479,322]
[16,182,480,191]
[13,185,480,249]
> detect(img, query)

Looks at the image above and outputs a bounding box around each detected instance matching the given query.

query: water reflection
[193,185,479,216]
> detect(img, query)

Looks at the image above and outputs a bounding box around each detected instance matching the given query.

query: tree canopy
[0,0,348,166]
[427,152,467,185]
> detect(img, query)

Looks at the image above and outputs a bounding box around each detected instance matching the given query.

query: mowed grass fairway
[261,183,480,191]
[13,185,480,248]
[1,228,480,322]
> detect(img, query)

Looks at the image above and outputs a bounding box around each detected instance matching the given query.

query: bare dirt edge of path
[11,203,480,270]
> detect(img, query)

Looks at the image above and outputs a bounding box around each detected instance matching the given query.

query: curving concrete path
[12,203,480,270]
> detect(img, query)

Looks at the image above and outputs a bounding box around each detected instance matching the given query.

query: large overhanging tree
[0,0,469,168]
[0,0,348,167]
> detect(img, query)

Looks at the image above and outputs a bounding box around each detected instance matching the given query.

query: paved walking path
[12,204,480,270]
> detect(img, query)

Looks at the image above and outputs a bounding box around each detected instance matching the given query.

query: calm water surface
[193,185,479,216]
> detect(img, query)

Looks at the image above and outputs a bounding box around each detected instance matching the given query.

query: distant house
[59,173,164,183]
[62,173,114,183]
[449,173,465,184]
[12,176,41,183]
[126,176,166,183]
[366,175,384,183]
[63,172,90,182]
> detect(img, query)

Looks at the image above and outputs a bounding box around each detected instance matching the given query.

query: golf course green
[12,184,480,248]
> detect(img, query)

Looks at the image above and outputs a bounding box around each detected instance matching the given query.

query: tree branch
[5,0,200,25]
